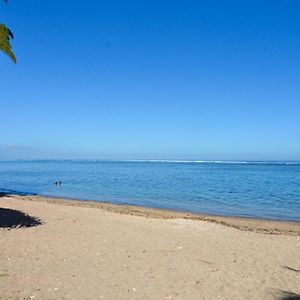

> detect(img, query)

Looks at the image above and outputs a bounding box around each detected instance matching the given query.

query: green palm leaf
[0,24,16,62]
[1,0,16,63]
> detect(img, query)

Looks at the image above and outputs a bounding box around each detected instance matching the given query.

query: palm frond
[0,23,16,63]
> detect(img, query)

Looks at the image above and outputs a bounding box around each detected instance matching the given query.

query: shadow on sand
[0,190,42,229]
[0,208,42,229]
[279,267,300,299]
[279,291,300,300]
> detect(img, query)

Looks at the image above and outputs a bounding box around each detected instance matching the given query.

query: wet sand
[0,194,299,299]
[12,194,300,236]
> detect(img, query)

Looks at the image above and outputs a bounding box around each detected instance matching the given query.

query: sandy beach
[0,195,299,299]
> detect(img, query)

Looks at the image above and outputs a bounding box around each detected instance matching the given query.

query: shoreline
[7,193,300,236]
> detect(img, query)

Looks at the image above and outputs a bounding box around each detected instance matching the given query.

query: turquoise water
[0,160,299,221]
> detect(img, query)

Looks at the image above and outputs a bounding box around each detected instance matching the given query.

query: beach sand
[0,195,299,299]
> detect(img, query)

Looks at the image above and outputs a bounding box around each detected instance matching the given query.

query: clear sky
[1,0,300,160]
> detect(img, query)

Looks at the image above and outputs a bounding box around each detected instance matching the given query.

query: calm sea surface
[0,160,299,221]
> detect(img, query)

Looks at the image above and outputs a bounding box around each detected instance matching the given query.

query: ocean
[0,160,299,221]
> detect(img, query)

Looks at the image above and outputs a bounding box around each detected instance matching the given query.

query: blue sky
[1,0,300,160]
